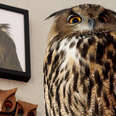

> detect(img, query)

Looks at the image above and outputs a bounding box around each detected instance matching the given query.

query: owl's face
[48,4,116,40]
[0,88,17,113]
[15,100,38,116]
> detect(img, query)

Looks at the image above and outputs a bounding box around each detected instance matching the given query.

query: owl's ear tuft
[45,8,69,20]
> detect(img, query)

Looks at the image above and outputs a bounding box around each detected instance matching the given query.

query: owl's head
[15,100,38,116]
[47,4,116,40]
[0,88,17,113]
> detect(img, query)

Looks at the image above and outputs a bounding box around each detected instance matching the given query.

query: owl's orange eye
[68,15,82,24]
[4,100,13,112]
[99,12,109,23]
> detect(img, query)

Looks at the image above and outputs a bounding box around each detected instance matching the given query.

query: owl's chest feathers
[59,36,91,67]
[53,32,116,73]
[45,32,116,115]
[57,36,82,70]
[46,32,116,90]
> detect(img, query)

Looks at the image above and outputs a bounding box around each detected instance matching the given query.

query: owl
[0,88,17,116]
[43,4,116,116]
[0,24,22,72]
[15,100,38,116]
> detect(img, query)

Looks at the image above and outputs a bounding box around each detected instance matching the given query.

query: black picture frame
[0,3,31,82]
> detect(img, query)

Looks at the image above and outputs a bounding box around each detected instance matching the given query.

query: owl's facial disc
[67,11,111,36]
[65,5,115,36]
[67,11,97,34]
[69,17,96,33]
[48,4,116,40]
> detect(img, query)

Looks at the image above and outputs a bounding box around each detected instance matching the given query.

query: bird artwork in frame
[0,24,22,72]
[43,4,116,116]
[0,3,30,82]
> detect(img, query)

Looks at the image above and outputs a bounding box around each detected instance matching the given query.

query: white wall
[0,0,116,115]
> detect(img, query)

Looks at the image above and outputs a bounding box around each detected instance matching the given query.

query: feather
[45,8,70,20]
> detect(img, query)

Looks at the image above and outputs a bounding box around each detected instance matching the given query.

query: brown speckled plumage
[43,4,116,116]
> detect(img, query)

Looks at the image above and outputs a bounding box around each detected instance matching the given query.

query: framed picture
[0,4,30,82]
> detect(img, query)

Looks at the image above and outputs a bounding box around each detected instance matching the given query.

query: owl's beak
[88,18,95,30]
